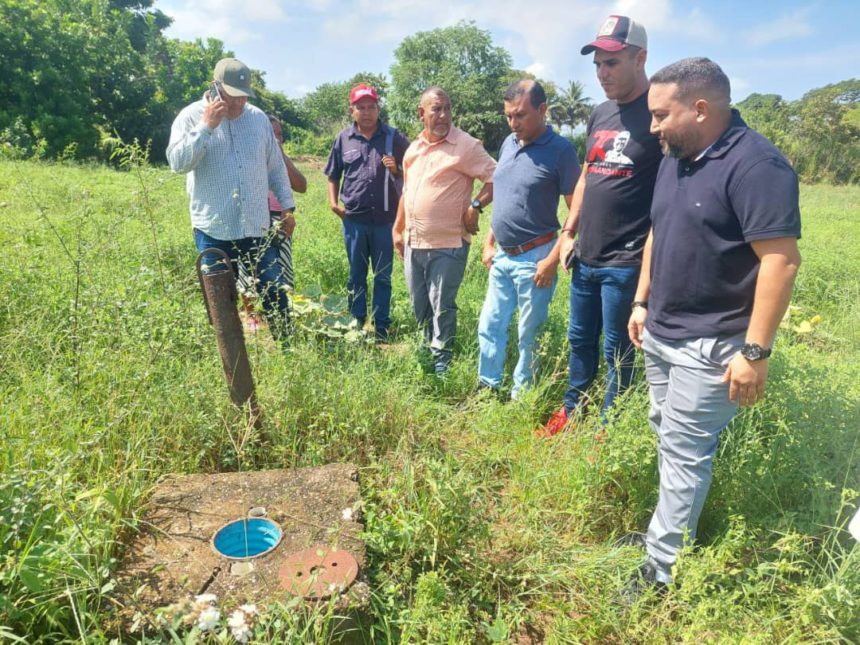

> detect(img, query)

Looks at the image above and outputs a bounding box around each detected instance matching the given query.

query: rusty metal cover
[278,546,358,599]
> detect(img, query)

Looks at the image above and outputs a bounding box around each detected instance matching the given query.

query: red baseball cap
[349,84,379,105]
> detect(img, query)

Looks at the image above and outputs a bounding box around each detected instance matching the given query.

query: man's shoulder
[721,126,795,182]
[450,126,480,146]
[591,99,621,121]
[175,99,206,122]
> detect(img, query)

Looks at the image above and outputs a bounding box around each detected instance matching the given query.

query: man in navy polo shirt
[477,79,580,399]
[624,57,801,600]
[325,84,410,342]
[540,15,662,437]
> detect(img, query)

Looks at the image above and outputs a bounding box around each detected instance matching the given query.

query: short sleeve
[323,134,343,181]
[557,140,581,195]
[460,138,497,183]
[731,156,801,242]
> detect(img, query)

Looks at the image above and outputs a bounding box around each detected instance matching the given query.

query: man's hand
[559,234,576,274]
[330,204,346,219]
[393,229,405,260]
[481,244,496,269]
[202,94,227,130]
[278,211,296,238]
[382,155,399,175]
[628,307,647,349]
[533,256,558,288]
[463,206,480,235]
[722,354,769,407]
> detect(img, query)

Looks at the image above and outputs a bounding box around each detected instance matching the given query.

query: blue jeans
[342,219,393,334]
[194,228,291,335]
[478,241,558,398]
[564,260,639,417]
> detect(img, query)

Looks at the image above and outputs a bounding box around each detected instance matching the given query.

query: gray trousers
[642,329,743,583]
[404,242,470,369]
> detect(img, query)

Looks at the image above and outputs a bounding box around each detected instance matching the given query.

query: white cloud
[744,6,814,47]
[162,0,290,44]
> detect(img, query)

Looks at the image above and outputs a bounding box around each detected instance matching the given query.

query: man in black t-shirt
[623,57,801,601]
[539,15,662,437]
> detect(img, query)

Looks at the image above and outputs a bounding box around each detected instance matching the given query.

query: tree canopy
[0,2,857,184]
[389,21,513,151]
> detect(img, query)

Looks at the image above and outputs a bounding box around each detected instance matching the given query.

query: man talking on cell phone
[167,58,296,341]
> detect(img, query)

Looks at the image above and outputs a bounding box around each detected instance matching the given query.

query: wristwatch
[470,198,483,212]
[631,300,648,311]
[741,343,772,361]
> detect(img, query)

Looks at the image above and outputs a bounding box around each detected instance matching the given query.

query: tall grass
[0,157,857,643]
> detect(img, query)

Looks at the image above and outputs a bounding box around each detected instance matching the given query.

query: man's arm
[558,164,588,274]
[327,179,345,218]
[628,227,654,349]
[393,195,406,259]
[283,154,307,193]
[532,190,575,288]
[166,101,223,173]
[482,228,497,269]
[464,182,494,235]
[721,236,801,406]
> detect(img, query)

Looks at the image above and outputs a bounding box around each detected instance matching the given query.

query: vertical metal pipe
[196,249,260,422]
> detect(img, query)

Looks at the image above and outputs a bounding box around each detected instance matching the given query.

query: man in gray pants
[393,87,496,375]
[626,57,801,601]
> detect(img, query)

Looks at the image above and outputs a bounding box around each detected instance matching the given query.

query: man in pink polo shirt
[393,86,496,375]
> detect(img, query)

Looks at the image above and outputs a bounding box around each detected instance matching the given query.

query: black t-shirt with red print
[576,90,662,266]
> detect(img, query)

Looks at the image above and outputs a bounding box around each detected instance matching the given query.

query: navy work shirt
[647,111,801,341]
[324,122,410,225]
[491,125,580,248]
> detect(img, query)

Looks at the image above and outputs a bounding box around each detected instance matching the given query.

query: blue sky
[157,0,859,104]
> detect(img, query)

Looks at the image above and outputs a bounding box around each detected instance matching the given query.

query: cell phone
[564,245,576,270]
[208,81,223,102]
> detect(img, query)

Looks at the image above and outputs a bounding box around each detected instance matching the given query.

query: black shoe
[613,531,647,549]
[374,328,389,344]
[617,561,667,607]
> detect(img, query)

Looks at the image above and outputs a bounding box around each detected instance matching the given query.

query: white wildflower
[341,507,354,521]
[239,604,258,616]
[228,609,252,643]
[195,593,217,605]
[196,606,220,632]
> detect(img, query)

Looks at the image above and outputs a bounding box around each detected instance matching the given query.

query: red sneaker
[536,407,569,438]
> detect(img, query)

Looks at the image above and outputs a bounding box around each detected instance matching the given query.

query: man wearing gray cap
[539,15,662,436]
[167,58,296,339]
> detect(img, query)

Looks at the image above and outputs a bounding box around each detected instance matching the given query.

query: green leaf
[487,616,508,642]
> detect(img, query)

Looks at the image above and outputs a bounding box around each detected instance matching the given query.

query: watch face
[742,344,768,360]
[471,199,481,210]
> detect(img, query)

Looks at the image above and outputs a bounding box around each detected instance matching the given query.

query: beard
[660,131,697,159]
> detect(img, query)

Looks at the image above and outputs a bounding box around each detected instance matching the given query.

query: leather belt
[501,232,557,256]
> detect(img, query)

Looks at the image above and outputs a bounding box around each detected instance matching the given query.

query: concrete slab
[114,463,368,632]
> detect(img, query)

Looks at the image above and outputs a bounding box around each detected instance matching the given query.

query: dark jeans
[564,259,640,419]
[342,219,394,334]
[194,228,291,337]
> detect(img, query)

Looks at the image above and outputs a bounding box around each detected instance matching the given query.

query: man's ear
[694,98,710,123]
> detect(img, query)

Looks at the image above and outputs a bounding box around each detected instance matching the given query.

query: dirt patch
[114,463,368,632]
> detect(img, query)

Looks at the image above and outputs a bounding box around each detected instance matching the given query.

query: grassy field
[0,155,858,643]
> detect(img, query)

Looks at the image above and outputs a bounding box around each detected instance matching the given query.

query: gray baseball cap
[581,16,647,55]
[213,58,256,98]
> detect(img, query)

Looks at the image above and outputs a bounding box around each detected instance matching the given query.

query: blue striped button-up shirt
[167,100,295,241]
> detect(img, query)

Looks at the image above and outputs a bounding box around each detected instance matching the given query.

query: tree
[389,21,513,151]
[548,81,594,134]
[300,72,389,135]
